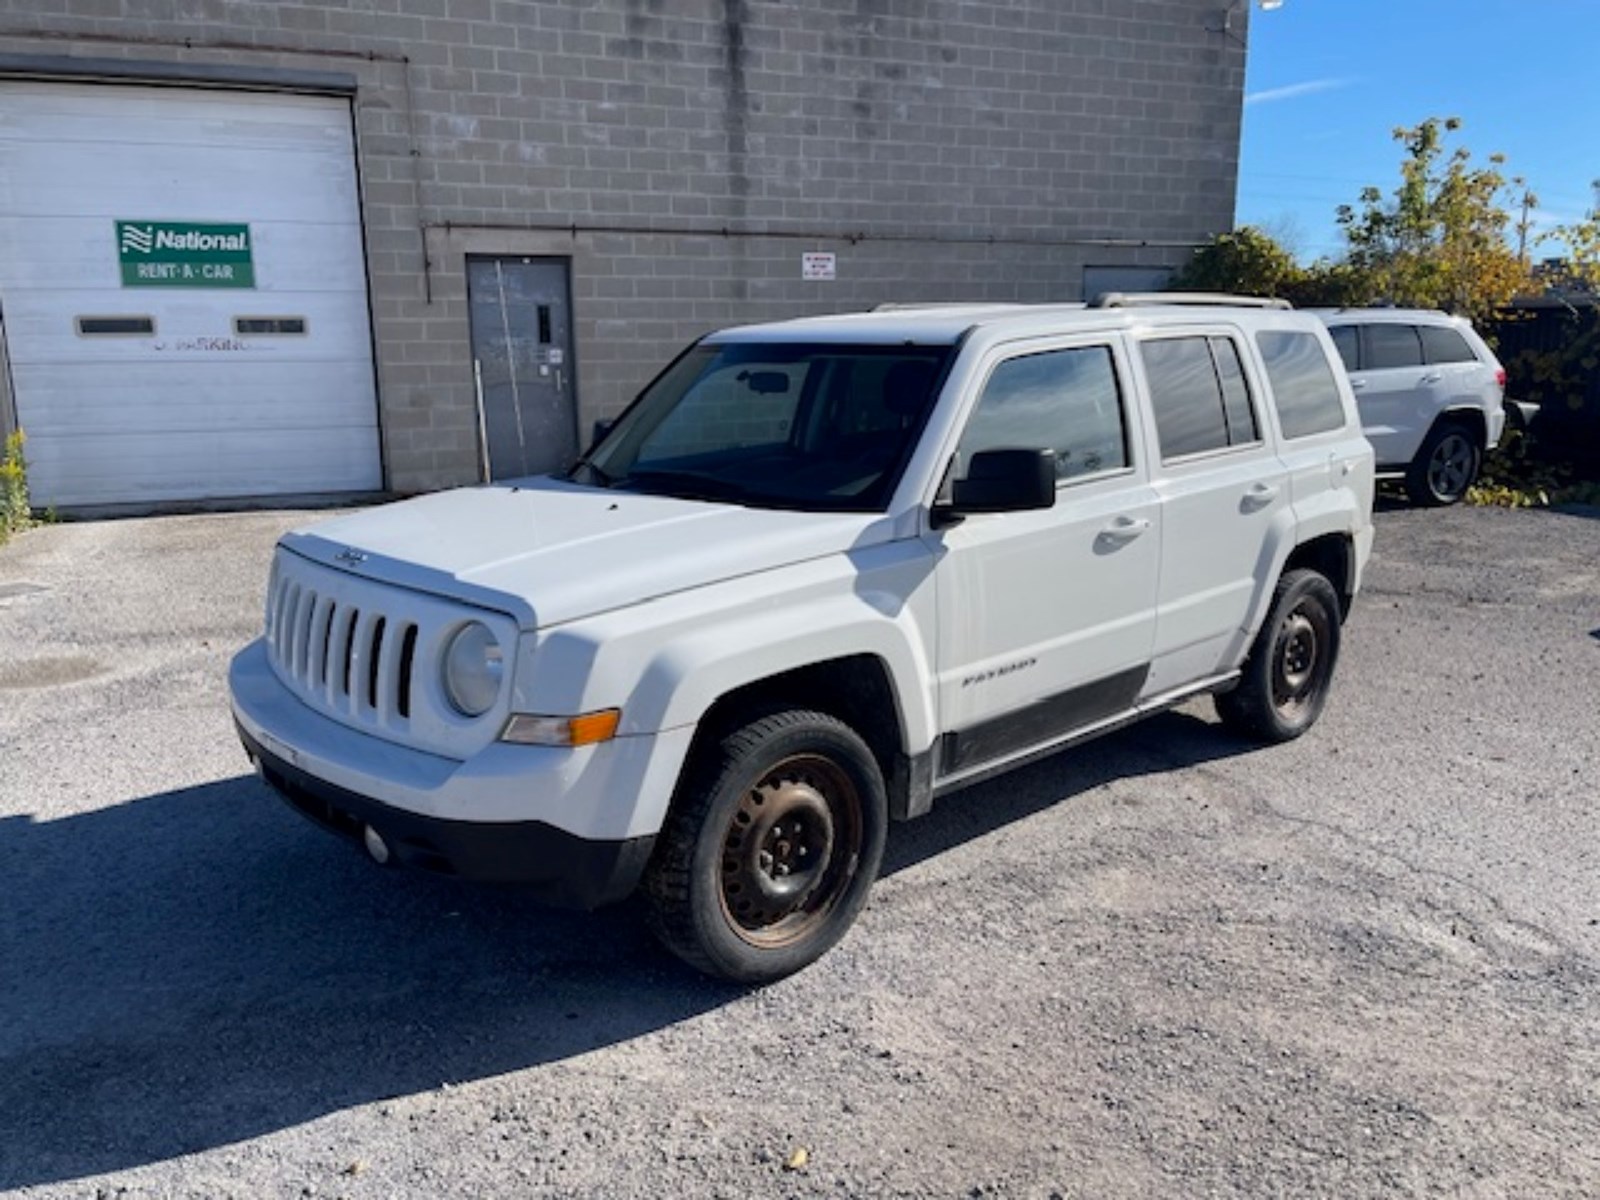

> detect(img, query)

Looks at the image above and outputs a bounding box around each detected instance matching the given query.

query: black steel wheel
[644,709,887,983]
[1406,421,1481,506]
[1215,569,1342,743]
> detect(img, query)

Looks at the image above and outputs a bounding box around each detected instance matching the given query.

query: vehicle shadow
[0,776,736,1190]
[0,707,1251,1190]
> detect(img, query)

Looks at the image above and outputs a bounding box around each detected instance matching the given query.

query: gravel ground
[1,502,1597,1198]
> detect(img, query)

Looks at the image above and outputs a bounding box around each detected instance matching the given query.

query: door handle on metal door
[1349,378,1368,390]
[1098,516,1150,544]
[1241,482,1279,512]
[1420,372,1442,384]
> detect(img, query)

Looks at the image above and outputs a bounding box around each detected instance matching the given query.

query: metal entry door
[467,257,578,480]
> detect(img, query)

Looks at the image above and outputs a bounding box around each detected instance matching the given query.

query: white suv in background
[1313,308,1507,505]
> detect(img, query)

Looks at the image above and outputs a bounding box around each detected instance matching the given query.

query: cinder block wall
[0,1,1246,493]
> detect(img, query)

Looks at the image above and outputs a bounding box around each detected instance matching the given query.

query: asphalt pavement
[1,501,1597,1198]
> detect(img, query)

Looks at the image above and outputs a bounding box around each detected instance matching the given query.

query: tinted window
[1212,337,1259,445]
[960,345,1128,482]
[1257,331,1347,440]
[1365,323,1424,369]
[1419,325,1477,365]
[1329,325,1360,371]
[1141,337,1236,459]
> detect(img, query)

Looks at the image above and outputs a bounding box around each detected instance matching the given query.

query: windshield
[574,341,953,511]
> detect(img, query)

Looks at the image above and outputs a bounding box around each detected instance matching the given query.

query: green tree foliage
[1547,179,1600,291]
[1335,117,1531,325]
[1168,226,1300,297]
[1169,227,1377,309]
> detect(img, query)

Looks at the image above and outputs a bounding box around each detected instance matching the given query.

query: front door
[928,337,1161,779]
[467,257,578,481]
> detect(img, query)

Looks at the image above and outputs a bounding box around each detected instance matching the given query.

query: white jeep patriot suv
[230,296,1375,982]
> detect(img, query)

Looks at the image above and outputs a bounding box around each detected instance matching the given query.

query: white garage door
[0,82,382,508]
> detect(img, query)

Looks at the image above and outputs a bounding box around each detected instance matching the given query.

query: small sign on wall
[802,252,837,281]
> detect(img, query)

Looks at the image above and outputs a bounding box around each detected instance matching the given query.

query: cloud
[1245,78,1354,106]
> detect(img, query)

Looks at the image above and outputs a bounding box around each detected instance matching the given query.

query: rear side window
[1365,324,1424,369]
[1140,335,1259,460]
[1419,325,1477,365]
[1329,325,1359,371]
[960,345,1128,482]
[1256,331,1348,440]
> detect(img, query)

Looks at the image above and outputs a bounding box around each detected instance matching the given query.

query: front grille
[267,567,419,727]
[260,546,519,758]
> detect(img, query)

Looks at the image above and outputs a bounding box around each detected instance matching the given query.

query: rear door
[1133,328,1290,696]
[1349,322,1432,466]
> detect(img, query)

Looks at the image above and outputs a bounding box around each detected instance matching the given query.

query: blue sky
[1237,0,1599,263]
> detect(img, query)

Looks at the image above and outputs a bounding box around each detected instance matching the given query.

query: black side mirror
[943,448,1056,518]
[590,418,614,450]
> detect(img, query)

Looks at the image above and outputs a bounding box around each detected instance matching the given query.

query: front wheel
[643,709,888,983]
[1406,421,1481,506]
[1215,569,1342,743]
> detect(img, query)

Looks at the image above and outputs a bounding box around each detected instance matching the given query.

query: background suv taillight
[1495,367,1507,390]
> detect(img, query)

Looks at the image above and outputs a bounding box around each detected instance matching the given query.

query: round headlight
[442,621,504,717]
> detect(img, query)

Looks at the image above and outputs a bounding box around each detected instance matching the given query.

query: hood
[282,478,889,629]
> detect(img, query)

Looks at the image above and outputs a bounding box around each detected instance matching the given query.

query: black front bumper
[238,725,655,909]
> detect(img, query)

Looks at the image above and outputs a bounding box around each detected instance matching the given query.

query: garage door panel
[6,291,376,365]
[0,217,368,292]
[0,84,364,138]
[0,142,358,221]
[11,361,380,437]
[24,427,383,508]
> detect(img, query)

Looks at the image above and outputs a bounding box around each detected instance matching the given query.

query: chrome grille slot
[260,546,516,758]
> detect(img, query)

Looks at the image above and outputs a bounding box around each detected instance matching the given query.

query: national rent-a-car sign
[117,221,255,288]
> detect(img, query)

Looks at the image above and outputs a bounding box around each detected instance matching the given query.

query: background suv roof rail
[1091,292,1293,310]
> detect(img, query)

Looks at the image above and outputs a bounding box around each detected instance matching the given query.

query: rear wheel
[1405,421,1480,506]
[1215,569,1342,743]
[643,709,888,983]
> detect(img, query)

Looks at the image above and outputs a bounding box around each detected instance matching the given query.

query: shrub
[1,429,32,545]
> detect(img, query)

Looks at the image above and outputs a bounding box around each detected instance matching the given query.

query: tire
[643,709,888,984]
[1405,421,1481,506]
[1215,569,1342,743]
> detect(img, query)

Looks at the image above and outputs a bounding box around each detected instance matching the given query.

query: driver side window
[958,345,1129,482]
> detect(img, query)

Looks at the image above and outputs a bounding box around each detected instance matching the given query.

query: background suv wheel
[1406,421,1481,506]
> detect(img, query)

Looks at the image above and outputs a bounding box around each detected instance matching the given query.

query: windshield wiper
[617,468,748,503]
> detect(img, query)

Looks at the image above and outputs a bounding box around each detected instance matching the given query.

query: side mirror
[943,448,1056,517]
[590,418,614,450]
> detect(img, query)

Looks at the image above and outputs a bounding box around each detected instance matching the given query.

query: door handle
[1349,378,1368,391]
[1241,482,1279,512]
[1099,516,1151,542]
[1420,372,1442,384]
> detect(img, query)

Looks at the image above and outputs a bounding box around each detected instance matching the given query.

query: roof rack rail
[869,301,1021,312]
[1090,291,1293,310]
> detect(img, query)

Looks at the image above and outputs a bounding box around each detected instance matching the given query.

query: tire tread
[642,708,875,981]
[1215,568,1340,743]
